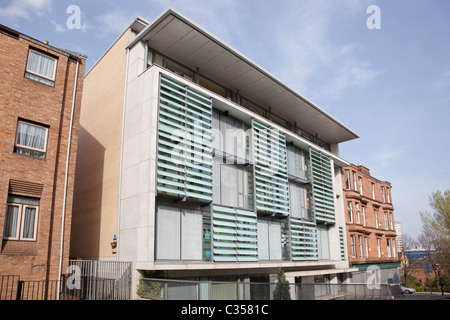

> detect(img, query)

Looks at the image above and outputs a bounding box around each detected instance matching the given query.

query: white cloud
[0,0,53,20]
[267,0,382,103]
[95,8,139,37]
[51,20,66,33]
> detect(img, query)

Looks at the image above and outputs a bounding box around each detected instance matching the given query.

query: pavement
[395,292,450,300]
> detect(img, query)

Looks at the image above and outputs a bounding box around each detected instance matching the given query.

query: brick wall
[0,28,85,281]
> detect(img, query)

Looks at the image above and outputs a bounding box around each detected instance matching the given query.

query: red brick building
[0,25,86,282]
[342,164,400,283]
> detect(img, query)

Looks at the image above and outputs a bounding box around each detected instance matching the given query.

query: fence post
[16,280,24,300]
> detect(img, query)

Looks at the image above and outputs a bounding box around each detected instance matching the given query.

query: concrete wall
[71,29,131,259]
[118,43,159,265]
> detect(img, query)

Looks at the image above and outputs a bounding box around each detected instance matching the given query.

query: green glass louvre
[157,74,213,202]
[252,119,289,217]
[212,205,258,262]
[290,218,318,261]
[310,148,335,223]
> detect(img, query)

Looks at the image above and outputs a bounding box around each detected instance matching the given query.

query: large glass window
[288,182,312,220]
[4,196,39,241]
[212,109,250,162]
[257,219,282,260]
[212,161,254,210]
[317,225,329,260]
[14,120,48,159]
[287,144,307,180]
[156,205,204,261]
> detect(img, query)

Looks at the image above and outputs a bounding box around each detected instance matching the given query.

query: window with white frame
[389,213,394,230]
[355,203,361,224]
[362,206,366,226]
[350,235,356,258]
[348,201,353,223]
[374,210,379,229]
[344,170,350,190]
[4,196,39,241]
[387,187,391,203]
[358,235,363,258]
[384,212,389,229]
[14,120,48,159]
[359,177,363,195]
[377,238,381,257]
[372,183,375,199]
[392,239,397,257]
[381,186,386,203]
[25,49,57,86]
[364,237,369,257]
[387,239,392,257]
[352,171,357,191]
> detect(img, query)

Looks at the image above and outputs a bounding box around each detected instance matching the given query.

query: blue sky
[2,0,449,240]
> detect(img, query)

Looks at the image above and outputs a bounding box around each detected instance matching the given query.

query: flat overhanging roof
[128,8,359,144]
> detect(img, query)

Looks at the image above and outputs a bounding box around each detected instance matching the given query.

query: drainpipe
[56,59,80,300]
[117,47,130,260]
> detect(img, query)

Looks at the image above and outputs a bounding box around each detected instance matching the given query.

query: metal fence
[138,278,400,300]
[0,260,132,300]
[67,260,132,300]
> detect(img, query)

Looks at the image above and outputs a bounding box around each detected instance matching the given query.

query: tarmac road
[395,292,450,300]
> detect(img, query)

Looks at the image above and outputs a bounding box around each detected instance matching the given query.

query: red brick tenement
[341,164,399,279]
[0,25,86,282]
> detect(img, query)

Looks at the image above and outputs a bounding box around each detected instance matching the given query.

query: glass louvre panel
[290,218,318,261]
[310,148,335,223]
[212,205,257,262]
[252,119,289,216]
[157,74,213,202]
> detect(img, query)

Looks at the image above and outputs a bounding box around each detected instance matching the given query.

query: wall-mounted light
[111,235,117,249]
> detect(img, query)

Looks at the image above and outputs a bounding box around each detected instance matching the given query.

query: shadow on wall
[70,125,105,259]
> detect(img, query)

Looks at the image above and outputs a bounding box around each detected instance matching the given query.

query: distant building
[71,9,360,299]
[0,24,86,282]
[341,164,400,284]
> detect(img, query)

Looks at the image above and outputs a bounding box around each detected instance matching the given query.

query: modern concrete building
[341,164,400,284]
[71,9,360,298]
[0,24,86,282]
